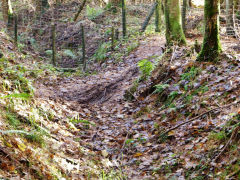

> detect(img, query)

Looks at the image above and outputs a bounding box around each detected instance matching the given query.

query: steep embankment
[0,31,110,179]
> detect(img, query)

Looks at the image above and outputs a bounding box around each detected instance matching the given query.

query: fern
[153,84,170,94]
[137,59,154,81]
[63,49,77,59]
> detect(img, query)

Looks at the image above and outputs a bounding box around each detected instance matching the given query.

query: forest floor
[0,2,240,180]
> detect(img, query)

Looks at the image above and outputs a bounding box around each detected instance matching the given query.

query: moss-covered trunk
[182,0,187,34]
[155,0,161,32]
[197,0,221,61]
[164,0,186,45]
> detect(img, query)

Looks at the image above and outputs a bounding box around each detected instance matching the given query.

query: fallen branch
[213,125,240,163]
[0,130,31,135]
[140,2,157,32]
[73,0,87,22]
[160,100,240,137]
[117,130,130,172]
[119,132,130,155]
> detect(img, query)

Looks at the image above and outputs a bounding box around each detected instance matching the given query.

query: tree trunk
[122,0,126,37]
[141,2,157,32]
[182,0,187,34]
[197,0,221,62]
[164,0,186,45]
[155,0,161,32]
[110,0,121,6]
[2,0,9,23]
[1,0,13,26]
[73,0,87,22]
[226,0,235,36]
[188,0,192,7]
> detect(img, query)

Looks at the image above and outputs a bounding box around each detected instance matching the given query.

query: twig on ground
[116,130,130,175]
[160,100,240,137]
[120,132,130,154]
[213,125,240,163]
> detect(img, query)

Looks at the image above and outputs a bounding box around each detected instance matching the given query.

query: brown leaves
[0,162,15,172]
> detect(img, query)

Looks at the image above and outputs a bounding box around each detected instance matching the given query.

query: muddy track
[34,35,168,178]
[62,66,138,104]
[36,36,165,106]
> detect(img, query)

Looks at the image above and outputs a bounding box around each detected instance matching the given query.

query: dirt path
[36,35,164,104]
[35,35,165,178]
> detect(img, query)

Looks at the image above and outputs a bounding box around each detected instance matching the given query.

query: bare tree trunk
[141,2,157,32]
[1,0,13,26]
[73,0,87,22]
[2,0,9,23]
[122,0,126,37]
[182,0,187,34]
[226,0,236,36]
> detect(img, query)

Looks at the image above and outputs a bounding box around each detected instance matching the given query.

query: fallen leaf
[133,152,143,157]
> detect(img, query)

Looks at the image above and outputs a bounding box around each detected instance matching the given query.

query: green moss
[164,0,186,45]
[155,0,161,32]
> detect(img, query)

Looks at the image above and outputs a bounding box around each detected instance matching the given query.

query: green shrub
[181,67,199,81]
[94,42,111,62]
[153,84,170,94]
[86,5,103,20]
[63,49,77,59]
[137,59,154,81]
